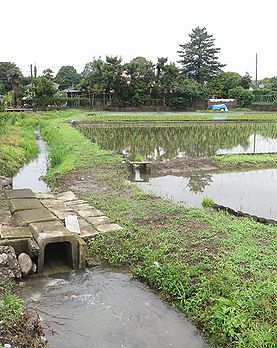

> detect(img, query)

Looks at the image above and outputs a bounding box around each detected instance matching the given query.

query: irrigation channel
[80,122,277,220]
[14,131,208,347]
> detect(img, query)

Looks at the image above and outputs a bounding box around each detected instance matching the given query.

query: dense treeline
[0,27,275,109]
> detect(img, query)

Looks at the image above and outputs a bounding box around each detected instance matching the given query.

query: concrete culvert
[43,242,73,274]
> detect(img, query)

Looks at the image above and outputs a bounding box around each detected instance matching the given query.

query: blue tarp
[212,104,228,111]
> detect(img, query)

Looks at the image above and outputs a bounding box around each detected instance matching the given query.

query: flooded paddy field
[79,122,277,160]
[79,122,277,219]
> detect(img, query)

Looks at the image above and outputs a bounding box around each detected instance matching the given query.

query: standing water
[21,268,208,348]
[13,130,50,193]
[136,168,277,220]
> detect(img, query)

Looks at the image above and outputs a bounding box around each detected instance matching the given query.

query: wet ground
[21,268,208,348]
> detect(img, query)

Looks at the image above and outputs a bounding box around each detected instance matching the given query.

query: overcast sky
[1,0,276,79]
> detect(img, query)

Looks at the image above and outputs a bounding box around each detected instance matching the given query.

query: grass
[215,153,277,169]
[202,197,214,207]
[40,110,122,185]
[0,113,39,177]
[0,283,23,326]
[34,109,277,347]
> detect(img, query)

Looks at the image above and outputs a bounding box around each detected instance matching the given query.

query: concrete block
[0,226,33,239]
[78,208,104,218]
[0,211,12,225]
[49,208,77,221]
[86,216,111,226]
[9,198,43,213]
[0,238,38,257]
[5,189,36,200]
[35,193,55,199]
[96,223,123,233]
[56,191,78,202]
[78,218,99,239]
[41,199,66,208]
[29,220,71,240]
[13,208,56,227]
[75,235,87,269]
[65,215,80,234]
[29,220,79,273]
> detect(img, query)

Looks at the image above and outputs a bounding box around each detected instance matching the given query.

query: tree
[241,72,252,89]
[33,76,57,97]
[208,72,242,97]
[177,27,225,84]
[55,65,80,90]
[228,86,254,107]
[0,62,23,95]
[42,68,54,80]
[6,65,23,105]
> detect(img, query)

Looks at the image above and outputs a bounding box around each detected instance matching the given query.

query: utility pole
[255,53,258,87]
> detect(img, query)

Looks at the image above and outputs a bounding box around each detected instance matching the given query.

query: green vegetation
[39,110,276,347]
[0,112,39,176]
[86,111,277,122]
[215,153,277,169]
[201,197,214,207]
[40,110,122,184]
[0,283,23,326]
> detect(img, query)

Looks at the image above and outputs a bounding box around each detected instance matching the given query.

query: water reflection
[136,168,277,219]
[13,131,50,193]
[79,123,277,160]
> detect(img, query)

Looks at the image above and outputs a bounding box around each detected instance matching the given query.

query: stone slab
[35,193,55,200]
[86,216,111,226]
[96,223,123,233]
[49,208,77,221]
[67,203,93,212]
[13,208,56,227]
[5,189,36,200]
[0,226,33,239]
[65,215,80,234]
[56,191,78,202]
[10,198,43,213]
[78,208,104,218]
[29,220,72,241]
[41,199,67,208]
[76,235,87,269]
[0,211,12,225]
[78,218,99,239]
[64,200,87,206]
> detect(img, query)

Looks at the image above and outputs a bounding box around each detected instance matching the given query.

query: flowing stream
[15,129,208,347]
[21,268,208,348]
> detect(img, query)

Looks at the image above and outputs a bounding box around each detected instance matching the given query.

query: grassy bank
[40,110,276,348]
[0,112,39,177]
[214,153,277,169]
[40,110,122,185]
[86,111,277,122]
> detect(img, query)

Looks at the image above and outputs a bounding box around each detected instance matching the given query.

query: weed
[202,197,214,207]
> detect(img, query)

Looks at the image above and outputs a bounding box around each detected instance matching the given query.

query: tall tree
[42,68,54,80]
[55,65,80,90]
[177,27,225,84]
[6,65,23,105]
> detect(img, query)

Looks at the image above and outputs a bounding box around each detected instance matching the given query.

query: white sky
[1,0,276,79]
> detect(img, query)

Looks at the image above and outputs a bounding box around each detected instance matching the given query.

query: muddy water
[136,168,277,220]
[13,131,50,193]
[79,123,277,160]
[21,268,208,348]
